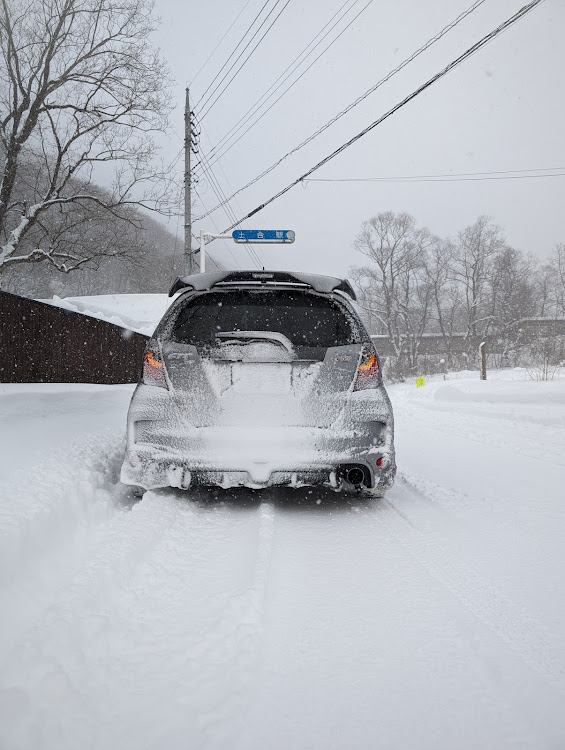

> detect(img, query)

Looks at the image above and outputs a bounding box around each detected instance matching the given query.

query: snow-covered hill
[1,369,564,749]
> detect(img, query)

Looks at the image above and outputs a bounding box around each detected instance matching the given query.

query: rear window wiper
[215,330,296,357]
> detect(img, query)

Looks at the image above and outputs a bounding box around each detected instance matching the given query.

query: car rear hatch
[161,289,366,428]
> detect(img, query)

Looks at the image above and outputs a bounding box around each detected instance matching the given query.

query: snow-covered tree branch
[0,0,174,279]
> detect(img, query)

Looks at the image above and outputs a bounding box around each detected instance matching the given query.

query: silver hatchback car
[121,270,396,495]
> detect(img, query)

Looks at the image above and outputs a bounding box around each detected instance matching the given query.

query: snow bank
[398,368,565,422]
[434,380,565,405]
[424,375,565,405]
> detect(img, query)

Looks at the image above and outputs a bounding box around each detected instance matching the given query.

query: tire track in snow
[0,428,129,580]
[228,489,542,750]
[0,491,277,750]
[379,480,565,695]
[0,429,131,662]
[395,394,565,469]
[181,500,276,750]
[398,468,499,513]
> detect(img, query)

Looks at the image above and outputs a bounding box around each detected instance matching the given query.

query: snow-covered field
[1,367,565,749]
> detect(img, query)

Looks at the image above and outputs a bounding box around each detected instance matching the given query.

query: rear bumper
[121,384,396,492]
[121,425,396,492]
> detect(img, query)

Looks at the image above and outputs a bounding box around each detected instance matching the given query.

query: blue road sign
[232,229,295,244]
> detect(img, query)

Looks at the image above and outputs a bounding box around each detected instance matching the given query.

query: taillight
[353,346,382,391]
[143,348,167,389]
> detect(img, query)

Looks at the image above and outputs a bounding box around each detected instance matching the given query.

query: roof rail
[168,270,356,300]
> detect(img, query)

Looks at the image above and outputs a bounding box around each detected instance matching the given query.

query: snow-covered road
[1,372,565,749]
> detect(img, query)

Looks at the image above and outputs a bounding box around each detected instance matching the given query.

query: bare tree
[490,247,535,326]
[0,0,173,279]
[451,216,506,339]
[526,327,563,382]
[425,237,464,367]
[351,210,565,378]
[535,258,554,318]
[544,244,565,316]
[352,211,434,373]
[489,246,536,366]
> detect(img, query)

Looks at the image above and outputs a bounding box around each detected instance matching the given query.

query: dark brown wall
[0,291,148,383]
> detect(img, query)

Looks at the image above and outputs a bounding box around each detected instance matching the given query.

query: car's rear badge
[335,355,352,362]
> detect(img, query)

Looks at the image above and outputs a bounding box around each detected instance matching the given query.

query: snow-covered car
[121,270,396,495]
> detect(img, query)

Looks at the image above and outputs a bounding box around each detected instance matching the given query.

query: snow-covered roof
[38,294,169,336]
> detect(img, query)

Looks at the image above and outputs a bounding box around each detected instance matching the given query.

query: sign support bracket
[197,229,295,273]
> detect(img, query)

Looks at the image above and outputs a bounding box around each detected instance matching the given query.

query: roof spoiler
[168,270,356,301]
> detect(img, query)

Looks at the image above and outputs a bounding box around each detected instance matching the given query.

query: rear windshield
[169,290,363,350]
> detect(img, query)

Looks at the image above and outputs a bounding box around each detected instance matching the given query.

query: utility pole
[184,88,194,274]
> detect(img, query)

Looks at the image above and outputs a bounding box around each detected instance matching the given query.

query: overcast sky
[150,0,564,278]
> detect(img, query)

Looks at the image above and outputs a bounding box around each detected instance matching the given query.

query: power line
[199,151,240,227]
[202,0,374,168]
[198,135,263,267]
[195,0,274,109]
[193,190,241,269]
[194,0,488,222]
[200,124,265,266]
[189,0,254,87]
[304,167,565,183]
[212,149,266,267]
[200,0,372,166]
[219,0,546,232]
[169,202,182,287]
[203,154,263,267]
[189,107,264,268]
[203,0,364,161]
[198,0,292,121]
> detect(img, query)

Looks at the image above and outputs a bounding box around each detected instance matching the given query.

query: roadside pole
[199,228,203,273]
[479,341,487,380]
[199,230,233,273]
[184,88,194,274]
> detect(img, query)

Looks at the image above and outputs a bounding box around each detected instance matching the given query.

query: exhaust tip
[345,467,365,486]
[343,465,367,487]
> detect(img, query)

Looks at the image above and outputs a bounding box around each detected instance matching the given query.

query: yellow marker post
[416,377,425,388]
